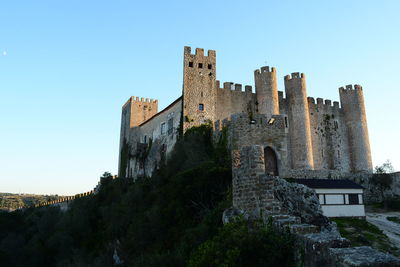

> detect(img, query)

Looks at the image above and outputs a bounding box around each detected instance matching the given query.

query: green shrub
[188,218,296,267]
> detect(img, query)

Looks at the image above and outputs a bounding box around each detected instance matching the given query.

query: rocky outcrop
[274,177,330,227]
[222,207,245,224]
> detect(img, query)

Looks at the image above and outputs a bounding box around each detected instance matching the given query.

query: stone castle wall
[215,81,255,122]
[307,98,351,173]
[118,97,159,175]
[119,46,373,179]
[232,146,282,217]
[121,98,182,179]
[215,113,289,176]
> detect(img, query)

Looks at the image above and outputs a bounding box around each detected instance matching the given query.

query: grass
[387,216,400,224]
[331,217,399,256]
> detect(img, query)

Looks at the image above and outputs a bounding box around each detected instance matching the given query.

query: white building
[296,179,365,218]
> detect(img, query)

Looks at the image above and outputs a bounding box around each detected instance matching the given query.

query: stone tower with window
[182,47,217,131]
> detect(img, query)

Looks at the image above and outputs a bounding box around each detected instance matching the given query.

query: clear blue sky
[1,1,399,195]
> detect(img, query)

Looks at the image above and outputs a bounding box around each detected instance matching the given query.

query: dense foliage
[189,218,295,267]
[0,125,295,266]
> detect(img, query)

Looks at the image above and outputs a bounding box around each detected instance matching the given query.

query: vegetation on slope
[387,216,400,224]
[0,125,296,266]
[331,217,399,256]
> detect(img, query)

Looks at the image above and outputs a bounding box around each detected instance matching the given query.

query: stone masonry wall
[307,97,351,173]
[232,145,282,217]
[216,113,290,176]
[125,99,182,179]
[183,47,216,132]
[215,81,255,122]
[339,85,373,173]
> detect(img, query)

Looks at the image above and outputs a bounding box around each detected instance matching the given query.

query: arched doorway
[264,147,279,176]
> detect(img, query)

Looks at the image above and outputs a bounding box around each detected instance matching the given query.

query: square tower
[182,47,217,132]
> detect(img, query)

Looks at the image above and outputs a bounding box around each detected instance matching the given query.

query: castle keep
[119,47,372,179]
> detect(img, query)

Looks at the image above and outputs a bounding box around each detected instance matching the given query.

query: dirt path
[366,211,400,249]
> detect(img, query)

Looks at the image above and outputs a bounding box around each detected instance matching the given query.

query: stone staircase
[272,214,320,234]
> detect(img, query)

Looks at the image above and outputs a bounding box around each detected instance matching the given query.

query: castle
[118,46,372,179]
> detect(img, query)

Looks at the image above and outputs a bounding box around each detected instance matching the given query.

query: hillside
[0,125,296,266]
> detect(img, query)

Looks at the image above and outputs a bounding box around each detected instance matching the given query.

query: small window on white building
[144,135,147,144]
[318,194,325,205]
[325,194,345,205]
[161,122,166,135]
[349,194,359,205]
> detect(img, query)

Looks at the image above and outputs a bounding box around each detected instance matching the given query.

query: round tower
[284,72,314,170]
[339,84,372,173]
[254,66,279,117]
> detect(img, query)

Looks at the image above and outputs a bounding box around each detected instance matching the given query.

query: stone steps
[271,214,301,228]
[288,223,320,235]
[328,246,400,266]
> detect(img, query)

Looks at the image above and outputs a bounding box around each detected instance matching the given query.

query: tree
[374,160,394,174]
[371,160,394,209]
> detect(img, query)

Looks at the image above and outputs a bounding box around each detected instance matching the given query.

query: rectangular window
[168,118,173,135]
[349,194,359,205]
[198,63,203,68]
[317,194,325,205]
[189,62,193,67]
[208,64,212,69]
[161,122,166,135]
[144,135,147,144]
[325,194,345,205]
[199,103,204,111]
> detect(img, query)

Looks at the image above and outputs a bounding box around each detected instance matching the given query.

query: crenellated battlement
[216,80,252,93]
[339,84,363,92]
[184,46,216,58]
[130,96,158,104]
[284,72,306,81]
[254,66,276,75]
[308,96,340,110]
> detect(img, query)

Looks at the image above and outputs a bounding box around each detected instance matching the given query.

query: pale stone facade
[118,46,373,179]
